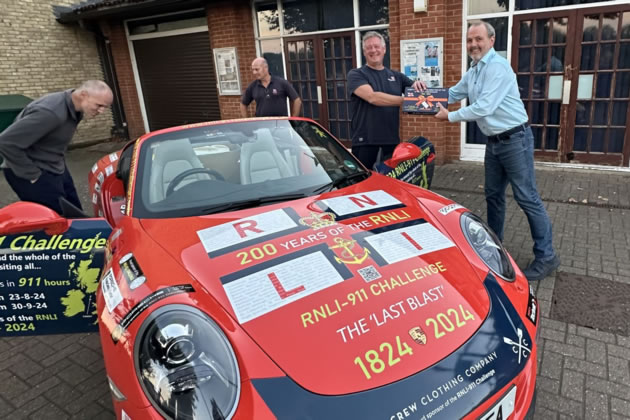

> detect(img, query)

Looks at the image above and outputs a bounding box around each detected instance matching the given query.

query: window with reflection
[260,39,285,78]
[623,12,630,38]
[359,0,389,26]
[467,0,506,15]
[282,0,354,34]
[517,0,612,11]
[256,1,280,36]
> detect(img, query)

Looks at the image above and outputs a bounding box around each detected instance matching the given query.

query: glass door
[513,5,630,165]
[569,6,630,166]
[285,32,356,143]
[286,38,320,123]
[512,11,575,162]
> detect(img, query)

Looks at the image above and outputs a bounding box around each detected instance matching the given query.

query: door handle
[317,86,322,104]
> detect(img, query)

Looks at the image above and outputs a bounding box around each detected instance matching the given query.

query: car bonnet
[141,186,493,395]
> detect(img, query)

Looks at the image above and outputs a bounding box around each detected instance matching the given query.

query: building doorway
[513,5,630,166]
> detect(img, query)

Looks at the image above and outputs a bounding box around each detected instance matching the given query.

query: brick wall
[0,0,113,144]
[391,0,463,163]
[206,0,257,120]
[100,21,145,140]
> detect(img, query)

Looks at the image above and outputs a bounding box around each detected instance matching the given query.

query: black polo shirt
[347,66,413,146]
[241,76,299,117]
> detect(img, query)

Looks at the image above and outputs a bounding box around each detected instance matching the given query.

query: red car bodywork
[83,118,537,419]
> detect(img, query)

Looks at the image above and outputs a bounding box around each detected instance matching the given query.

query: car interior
[124,120,364,218]
[144,126,334,202]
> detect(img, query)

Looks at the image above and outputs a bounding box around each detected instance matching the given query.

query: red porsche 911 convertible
[0,117,538,419]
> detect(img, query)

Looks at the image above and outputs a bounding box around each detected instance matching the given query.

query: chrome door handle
[317,86,322,104]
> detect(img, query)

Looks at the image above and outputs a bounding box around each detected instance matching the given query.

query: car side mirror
[384,142,422,168]
[0,202,70,235]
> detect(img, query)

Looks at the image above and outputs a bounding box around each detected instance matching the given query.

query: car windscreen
[131,119,366,219]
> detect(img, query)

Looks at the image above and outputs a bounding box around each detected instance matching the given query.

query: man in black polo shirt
[0,80,113,214]
[240,58,302,118]
[348,31,426,169]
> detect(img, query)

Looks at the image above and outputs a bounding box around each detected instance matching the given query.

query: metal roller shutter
[133,31,221,131]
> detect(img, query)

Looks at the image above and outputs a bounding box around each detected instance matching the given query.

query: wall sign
[213,47,242,95]
[400,37,444,88]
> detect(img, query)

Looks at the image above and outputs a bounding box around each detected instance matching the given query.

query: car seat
[148,138,209,202]
[239,128,293,184]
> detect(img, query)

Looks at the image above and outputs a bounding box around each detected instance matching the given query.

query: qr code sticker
[358,265,381,282]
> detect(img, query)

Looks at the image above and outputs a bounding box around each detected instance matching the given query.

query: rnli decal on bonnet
[197,208,305,258]
[353,219,455,266]
[317,190,404,219]
[221,246,352,323]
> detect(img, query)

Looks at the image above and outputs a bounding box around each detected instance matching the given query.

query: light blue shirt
[447,48,529,136]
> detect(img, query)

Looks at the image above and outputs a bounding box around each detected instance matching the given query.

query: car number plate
[478,386,516,420]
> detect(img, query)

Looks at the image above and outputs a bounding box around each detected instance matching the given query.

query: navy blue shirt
[348,66,413,146]
[241,76,299,117]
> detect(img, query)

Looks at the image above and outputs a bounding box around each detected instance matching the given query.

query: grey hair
[362,31,386,49]
[469,21,496,38]
[76,80,111,95]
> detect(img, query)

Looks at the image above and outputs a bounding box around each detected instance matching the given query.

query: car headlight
[460,212,515,281]
[135,305,240,419]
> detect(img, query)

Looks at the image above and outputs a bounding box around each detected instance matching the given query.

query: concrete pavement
[0,143,629,419]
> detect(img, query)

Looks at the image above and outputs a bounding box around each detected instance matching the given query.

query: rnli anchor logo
[503,328,531,364]
[409,326,427,345]
[299,211,336,230]
[329,237,370,265]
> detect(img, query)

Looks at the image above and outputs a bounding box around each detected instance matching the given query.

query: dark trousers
[3,165,82,214]
[484,127,554,261]
[352,145,397,170]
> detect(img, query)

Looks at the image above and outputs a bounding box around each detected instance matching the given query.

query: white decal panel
[223,251,344,323]
[321,190,401,216]
[364,223,455,264]
[101,268,123,313]
[197,208,297,254]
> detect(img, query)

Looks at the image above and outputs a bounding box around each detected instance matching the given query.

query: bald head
[251,57,270,81]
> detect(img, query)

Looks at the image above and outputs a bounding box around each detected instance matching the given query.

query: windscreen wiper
[201,193,308,214]
[314,171,370,194]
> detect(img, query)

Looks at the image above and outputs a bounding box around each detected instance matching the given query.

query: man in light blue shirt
[435,21,559,282]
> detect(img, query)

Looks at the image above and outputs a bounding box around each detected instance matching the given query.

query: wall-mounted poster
[213,47,241,95]
[400,37,443,88]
